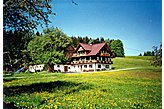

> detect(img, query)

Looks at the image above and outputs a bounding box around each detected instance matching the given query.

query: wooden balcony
[100,53,110,57]
[71,60,113,65]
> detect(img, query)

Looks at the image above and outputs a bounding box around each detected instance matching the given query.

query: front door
[80,65,82,72]
[64,66,68,72]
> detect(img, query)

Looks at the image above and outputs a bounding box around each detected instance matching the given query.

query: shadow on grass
[112,67,116,70]
[4,80,93,96]
[3,78,18,82]
[3,102,17,109]
[4,81,94,108]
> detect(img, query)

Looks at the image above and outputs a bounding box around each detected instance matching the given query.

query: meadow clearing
[3,56,162,109]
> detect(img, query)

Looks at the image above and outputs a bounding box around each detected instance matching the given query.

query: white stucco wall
[95,64,112,71]
[29,64,45,72]
[53,63,112,73]
[54,65,65,72]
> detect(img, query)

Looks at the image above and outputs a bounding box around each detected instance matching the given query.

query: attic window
[79,51,85,55]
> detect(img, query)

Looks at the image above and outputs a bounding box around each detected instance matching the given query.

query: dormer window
[79,51,85,55]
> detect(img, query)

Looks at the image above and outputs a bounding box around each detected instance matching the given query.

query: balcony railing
[71,60,112,64]
[100,53,110,56]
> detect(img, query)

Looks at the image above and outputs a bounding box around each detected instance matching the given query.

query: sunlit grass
[3,56,162,108]
[112,56,152,69]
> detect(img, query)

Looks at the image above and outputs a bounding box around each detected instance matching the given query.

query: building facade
[54,42,113,72]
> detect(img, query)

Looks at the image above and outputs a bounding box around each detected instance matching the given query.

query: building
[54,42,113,72]
[29,64,45,72]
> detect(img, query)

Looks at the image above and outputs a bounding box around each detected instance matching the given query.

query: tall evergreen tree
[3,30,34,66]
[151,44,162,66]
[100,37,105,43]
[36,31,40,36]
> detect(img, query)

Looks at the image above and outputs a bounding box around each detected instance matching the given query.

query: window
[82,58,84,61]
[106,65,109,68]
[97,57,99,60]
[86,57,89,60]
[79,51,84,55]
[69,67,70,69]
[89,64,92,68]
[57,65,60,67]
[103,57,105,61]
[84,65,87,68]
[98,65,101,68]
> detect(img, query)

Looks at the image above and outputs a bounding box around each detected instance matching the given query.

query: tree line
[3,27,125,71]
[139,51,155,56]
[70,36,125,57]
[139,45,162,66]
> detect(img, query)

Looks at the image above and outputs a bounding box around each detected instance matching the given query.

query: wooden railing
[100,53,110,56]
[71,60,113,64]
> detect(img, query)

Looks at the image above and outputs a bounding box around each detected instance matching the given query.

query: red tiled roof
[87,43,106,56]
[72,42,111,57]
[79,43,92,51]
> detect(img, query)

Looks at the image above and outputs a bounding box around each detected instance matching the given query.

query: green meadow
[3,56,162,109]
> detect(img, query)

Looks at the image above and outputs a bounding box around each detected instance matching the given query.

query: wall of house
[70,63,112,72]
[54,65,65,72]
[69,65,81,72]
[95,64,111,71]
[53,63,112,73]
[29,64,45,72]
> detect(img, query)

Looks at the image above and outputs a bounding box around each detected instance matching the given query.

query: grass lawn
[3,56,162,109]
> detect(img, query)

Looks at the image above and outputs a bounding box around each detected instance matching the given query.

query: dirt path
[107,67,141,72]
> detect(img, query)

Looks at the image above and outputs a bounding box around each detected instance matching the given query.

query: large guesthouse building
[54,42,113,72]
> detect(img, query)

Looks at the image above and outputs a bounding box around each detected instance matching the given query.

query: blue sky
[39,0,162,56]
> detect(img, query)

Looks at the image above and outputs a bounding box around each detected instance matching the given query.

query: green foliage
[143,51,155,56]
[3,0,55,31]
[139,53,142,56]
[3,30,34,66]
[151,44,162,67]
[27,28,71,64]
[110,39,125,57]
[3,57,162,108]
[71,37,125,57]
[71,36,92,47]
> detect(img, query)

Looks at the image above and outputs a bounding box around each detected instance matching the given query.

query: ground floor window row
[68,64,110,69]
[54,64,112,72]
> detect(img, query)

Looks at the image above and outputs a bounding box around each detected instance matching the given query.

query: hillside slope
[112,56,153,69]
